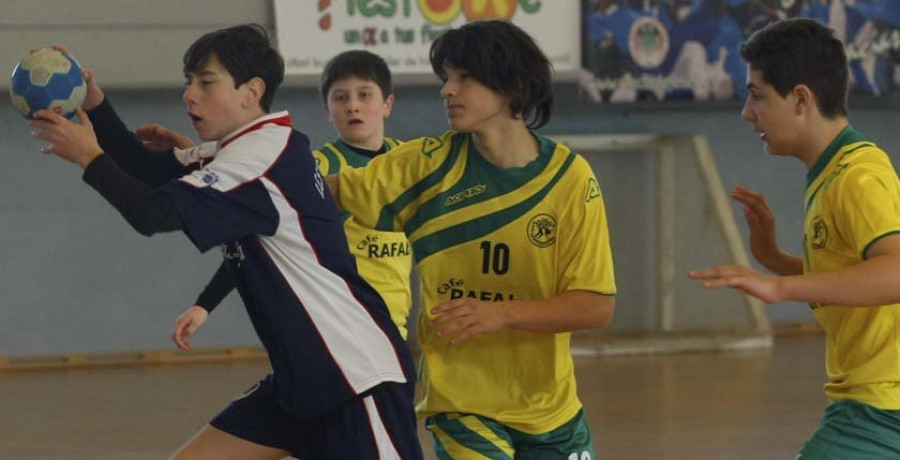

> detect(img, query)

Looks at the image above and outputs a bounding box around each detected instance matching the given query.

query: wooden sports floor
[0,335,827,459]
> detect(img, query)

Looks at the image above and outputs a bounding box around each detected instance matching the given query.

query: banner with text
[580,0,900,103]
[274,0,580,76]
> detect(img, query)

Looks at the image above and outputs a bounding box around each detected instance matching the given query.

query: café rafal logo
[319,0,543,30]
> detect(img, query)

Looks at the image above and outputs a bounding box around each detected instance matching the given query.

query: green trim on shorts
[798,400,900,459]
[426,410,594,459]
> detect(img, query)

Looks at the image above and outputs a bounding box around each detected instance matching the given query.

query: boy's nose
[440,81,455,98]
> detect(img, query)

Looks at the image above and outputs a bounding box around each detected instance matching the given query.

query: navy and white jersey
[153,112,414,417]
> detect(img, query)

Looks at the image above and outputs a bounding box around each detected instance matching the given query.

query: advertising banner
[579,0,900,103]
[275,1,581,76]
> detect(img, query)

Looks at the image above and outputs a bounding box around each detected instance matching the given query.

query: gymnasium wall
[1,0,898,356]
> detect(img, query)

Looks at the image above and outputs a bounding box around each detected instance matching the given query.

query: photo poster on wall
[274,1,581,77]
[579,0,900,104]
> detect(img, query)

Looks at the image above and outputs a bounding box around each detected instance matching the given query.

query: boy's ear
[242,77,266,109]
[382,94,395,118]
[792,84,815,115]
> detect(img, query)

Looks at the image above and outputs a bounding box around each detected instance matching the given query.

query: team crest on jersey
[810,216,828,249]
[527,213,557,248]
[421,137,444,159]
[585,178,601,203]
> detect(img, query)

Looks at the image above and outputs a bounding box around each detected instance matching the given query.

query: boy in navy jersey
[28,24,420,460]
[161,50,415,349]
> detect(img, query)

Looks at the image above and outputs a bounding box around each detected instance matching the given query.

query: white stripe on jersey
[363,395,402,459]
[259,176,407,392]
[178,112,291,192]
[179,113,406,393]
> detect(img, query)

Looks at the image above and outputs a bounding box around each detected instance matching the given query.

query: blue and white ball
[10,48,86,119]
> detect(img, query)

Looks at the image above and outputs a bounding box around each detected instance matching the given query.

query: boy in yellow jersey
[312,50,412,338]
[327,21,616,459]
[689,18,900,458]
[140,50,415,344]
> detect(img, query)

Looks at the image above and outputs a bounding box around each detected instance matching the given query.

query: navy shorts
[210,373,422,459]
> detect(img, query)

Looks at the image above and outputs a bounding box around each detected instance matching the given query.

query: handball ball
[9,48,86,119]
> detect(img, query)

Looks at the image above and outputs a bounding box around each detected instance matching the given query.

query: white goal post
[555,133,772,356]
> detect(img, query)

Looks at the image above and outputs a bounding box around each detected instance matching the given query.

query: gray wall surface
[3,84,899,356]
[1,1,898,356]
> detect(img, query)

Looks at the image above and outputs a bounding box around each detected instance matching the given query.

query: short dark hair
[740,18,848,118]
[183,24,284,112]
[429,20,554,129]
[319,50,393,104]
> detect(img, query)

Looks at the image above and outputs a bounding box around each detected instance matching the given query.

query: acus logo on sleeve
[585,178,601,203]
[421,137,444,159]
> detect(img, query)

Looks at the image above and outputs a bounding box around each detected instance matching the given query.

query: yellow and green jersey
[804,125,900,409]
[313,137,413,339]
[338,131,616,434]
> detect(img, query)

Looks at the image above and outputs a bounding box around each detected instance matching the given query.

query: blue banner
[580,0,900,103]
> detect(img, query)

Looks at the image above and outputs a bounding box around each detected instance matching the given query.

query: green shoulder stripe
[375,135,464,231]
[404,133,555,237]
[317,142,345,175]
[412,151,576,263]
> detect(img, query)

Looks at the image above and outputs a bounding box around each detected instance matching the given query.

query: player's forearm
[502,291,615,333]
[780,254,900,307]
[88,99,191,186]
[759,251,804,276]
[82,154,183,236]
[195,261,235,313]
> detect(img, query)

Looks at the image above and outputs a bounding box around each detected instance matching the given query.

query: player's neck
[798,117,849,170]
[341,133,384,152]
[471,120,537,169]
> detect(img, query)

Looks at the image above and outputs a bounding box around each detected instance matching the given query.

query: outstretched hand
[688,265,786,304]
[136,123,196,151]
[30,108,103,168]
